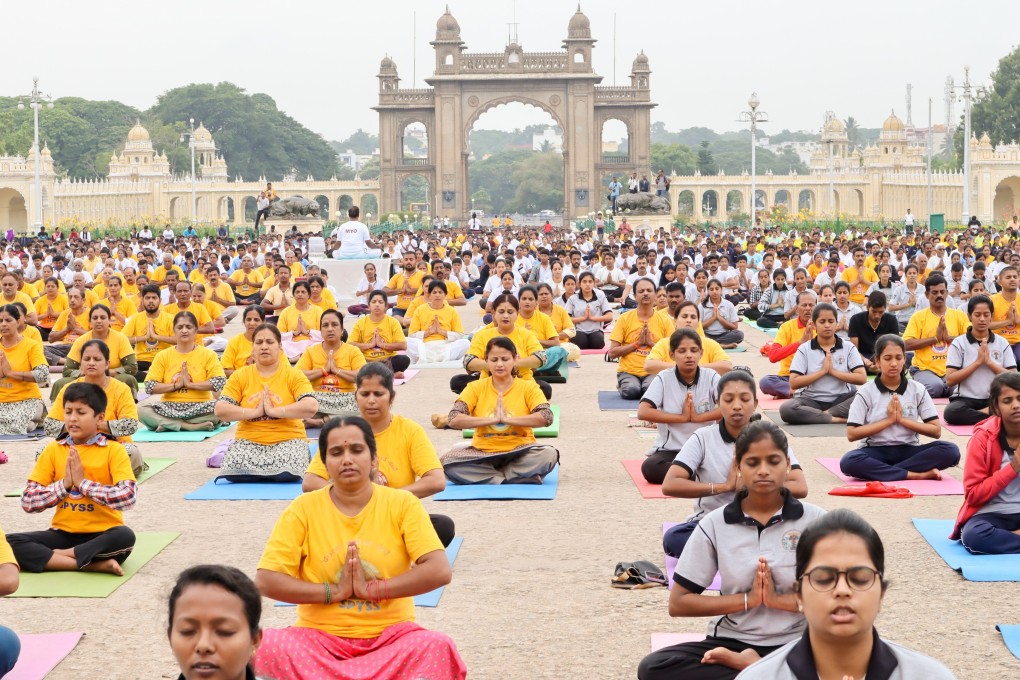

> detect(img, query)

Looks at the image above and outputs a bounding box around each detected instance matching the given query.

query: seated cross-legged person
[215,323,319,483]
[7,383,136,575]
[277,281,322,362]
[760,291,816,400]
[638,329,722,485]
[779,303,867,426]
[841,334,961,482]
[407,280,470,365]
[253,417,467,679]
[347,290,411,377]
[295,310,365,427]
[517,285,569,379]
[944,295,1016,426]
[566,272,614,350]
[661,371,808,559]
[902,274,969,399]
[222,305,265,377]
[302,363,456,547]
[847,291,899,374]
[137,311,226,432]
[45,339,144,477]
[637,421,826,680]
[754,269,790,328]
[53,304,138,400]
[441,336,559,485]
[0,303,48,435]
[952,372,1020,555]
[700,279,744,348]
[609,278,674,399]
[645,300,732,376]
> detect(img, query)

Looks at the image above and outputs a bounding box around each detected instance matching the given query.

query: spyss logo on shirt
[781,530,801,552]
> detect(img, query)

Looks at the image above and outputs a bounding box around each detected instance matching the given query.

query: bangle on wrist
[323,582,332,604]
[744,592,748,612]
[709,483,715,496]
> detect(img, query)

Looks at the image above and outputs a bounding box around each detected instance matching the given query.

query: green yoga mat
[11,531,179,598]
[132,423,232,442]
[463,405,560,438]
[538,361,569,384]
[6,458,176,497]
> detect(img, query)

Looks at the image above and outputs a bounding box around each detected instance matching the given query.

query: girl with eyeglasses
[735,509,956,679]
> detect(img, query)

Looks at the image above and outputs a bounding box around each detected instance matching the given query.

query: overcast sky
[4,0,1018,142]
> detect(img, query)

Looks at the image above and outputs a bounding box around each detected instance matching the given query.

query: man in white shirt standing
[904,208,915,232]
[332,206,382,259]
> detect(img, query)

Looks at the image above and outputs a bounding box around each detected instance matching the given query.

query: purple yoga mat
[8,632,83,680]
[663,522,722,590]
[816,458,964,495]
[393,369,420,386]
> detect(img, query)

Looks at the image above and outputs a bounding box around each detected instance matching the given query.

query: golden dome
[824,116,846,134]
[882,110,904,132]
[193,123,213,142]
[127,119,150,142]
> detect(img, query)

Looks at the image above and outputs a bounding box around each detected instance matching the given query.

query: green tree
[650,143,697,175]
[697,141,718,175]
[845,116,861,149]
[358,157,380,180]
[331,128,378,155]
[471,187,493,213]
[468,149,534,213]
[509,152,564,212]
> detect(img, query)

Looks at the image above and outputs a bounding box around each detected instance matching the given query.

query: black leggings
[573,330,605,349]
[8,526,136,573]
[450,373,552,400]
[386,355,412,374]
[638,636,782,680]
[641,450,677,485]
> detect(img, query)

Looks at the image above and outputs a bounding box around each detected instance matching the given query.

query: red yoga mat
[816,457,964,495]
[621,459,670,499]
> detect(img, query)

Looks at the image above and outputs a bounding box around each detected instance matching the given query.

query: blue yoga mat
[275,537,464,609]
[433,466,559,501]
[0,428,44,441]
[185,479,302,501]
[598,390,639,411]
[913,519,1020,582]
[997,624,1020,661]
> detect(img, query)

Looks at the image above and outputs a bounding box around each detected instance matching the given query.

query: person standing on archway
[254,192,271,232]
[332,206,382,259]
[608,176,622,214]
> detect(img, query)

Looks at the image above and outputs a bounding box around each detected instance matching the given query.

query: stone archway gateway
[375,6,655,219]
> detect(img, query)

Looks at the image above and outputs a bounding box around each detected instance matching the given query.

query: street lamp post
[17,77,54,234]
[180,118,198,225]
[737,93,768,223]
[961,67,972,225]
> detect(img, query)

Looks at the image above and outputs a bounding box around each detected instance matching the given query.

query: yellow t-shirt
[278,304,323,335]
[458,376,548,453]
[468,326,543,381]
[123,311,174,363]
[409,303,464,342]
[147,346,224,403]
[404,296,426,319]
[33,291,69,328]
[22,324,42,345]
[903,308,970,376]
[841,266,879,305]
[35,278,66,297]
[49,377,137,443]
[205,281,236,305]
[222,334,254,372]
[262,286,295,309]
[610,310,675,377]
[28,438,135,534]
[229,269,264,296]
[164,303,213,329]
[67,330,134,370]
[648,334,730,367]
[386,270,426,310]
[0,337,44,402]
[289,262,305,278]
[416,279,464,300]
[187,269,207,285]
[310,288,337,311]
[774,318,815,377]
[51,308,91,344]
[991,293,1020,345]
[516,311,558,342]
[296,343,366,392]
[348,315,405,361]
[0,291,34,310]
[103,297,138,332]
[305,414,442,488]
[544,305,575,336]
[221,362,314,444]
[0,531,14,566]
[258,484,441,638]
[152,264,184,283]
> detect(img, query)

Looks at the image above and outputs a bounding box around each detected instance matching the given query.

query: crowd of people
[1,211,1018,677]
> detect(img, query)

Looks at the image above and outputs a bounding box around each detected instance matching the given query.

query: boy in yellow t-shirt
[7,382,137,574]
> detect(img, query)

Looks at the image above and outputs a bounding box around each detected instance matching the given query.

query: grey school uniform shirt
[641,367,719,455]
[674,492,825,646]
[945,330,1016,399]
[847,378,939,447]
[789,336,864,401]
[734,629,958,679]
[673,421,802,522]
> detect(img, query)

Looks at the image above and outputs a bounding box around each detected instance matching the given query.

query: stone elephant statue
[269,195,321,218]
[615,191,671,214]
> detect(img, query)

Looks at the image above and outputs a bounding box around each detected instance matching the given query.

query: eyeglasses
[801,566,881,592]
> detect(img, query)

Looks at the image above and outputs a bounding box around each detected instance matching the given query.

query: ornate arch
[463,95,566,146]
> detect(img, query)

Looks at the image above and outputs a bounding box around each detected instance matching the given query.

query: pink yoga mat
[8,632,83,680]
[755,389,787,410]
[580,347,609,355]
[393,369,420,386]
[932,397,950,406]
[663,523,721,591]
[816,458,964,495]
[651,633,704,652]
[622,460,670,499]
[938,413,977,437]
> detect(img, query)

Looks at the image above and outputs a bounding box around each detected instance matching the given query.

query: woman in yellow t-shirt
[137,311,227,432]
[54,304,139,400]
[295,310,365,427]
[253,416,465,679]
[103,275,137,333]
[644,300,733,376]
[45,339,144,476]
[190,283,229,353]
[407,280,469,365]
[33,277,67,341]
[348,290,410,377]
[302,362,455,546]
[442,335,559,485]
[0,303,47,434]
[278,281,323,362]
[308,274,338,311]
[537,282,581,363]
[215,323,318,482]
[222,305,266,377]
